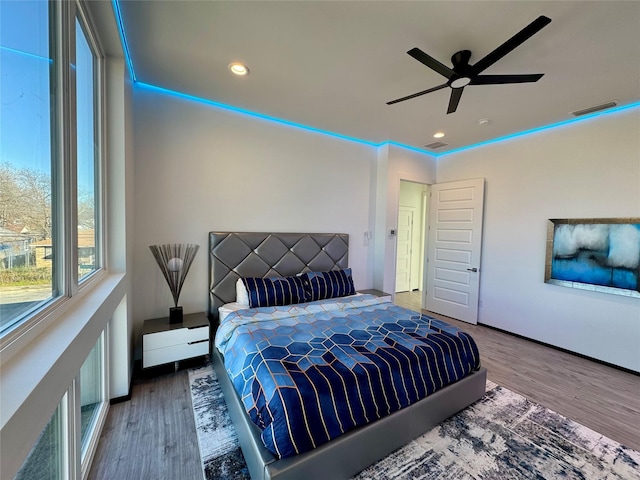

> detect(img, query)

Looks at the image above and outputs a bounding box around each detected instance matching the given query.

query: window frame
[78,329,109,478]
[75,1,105,285]
[0,0,106,352]
[13,327,109,480]
[14,392,70,480]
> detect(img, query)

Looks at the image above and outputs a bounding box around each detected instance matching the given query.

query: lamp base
[169,306,183,324]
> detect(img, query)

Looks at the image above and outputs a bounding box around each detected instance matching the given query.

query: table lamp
[149,243,199,324]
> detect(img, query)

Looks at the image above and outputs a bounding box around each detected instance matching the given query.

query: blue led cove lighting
[112,0,137,82]
[438,101,640,157]
[111,0,639,158]
[136,82,380,148]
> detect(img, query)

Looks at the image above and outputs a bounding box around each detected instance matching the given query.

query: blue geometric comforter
[215,295,480,459]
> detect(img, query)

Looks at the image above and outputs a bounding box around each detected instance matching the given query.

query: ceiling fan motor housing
[448,50,473,88]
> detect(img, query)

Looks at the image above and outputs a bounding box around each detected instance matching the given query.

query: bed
[209,232,487,480]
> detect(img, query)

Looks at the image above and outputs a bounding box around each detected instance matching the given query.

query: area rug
[188,363,640,480]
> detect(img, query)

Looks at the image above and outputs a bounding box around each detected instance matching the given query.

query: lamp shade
[149,243,199,309]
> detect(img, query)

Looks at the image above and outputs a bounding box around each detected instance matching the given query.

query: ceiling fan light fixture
[229,63,250,76]
[450,77,471,89]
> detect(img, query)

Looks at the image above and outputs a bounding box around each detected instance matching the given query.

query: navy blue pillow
[242,276,307,308]
[302,268,356,302]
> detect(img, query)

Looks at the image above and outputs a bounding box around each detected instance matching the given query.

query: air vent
[424,141,448,149]
[571,101,617,117]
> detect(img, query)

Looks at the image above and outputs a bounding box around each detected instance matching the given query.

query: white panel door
[425,178,485,324]
[395,208,413,292]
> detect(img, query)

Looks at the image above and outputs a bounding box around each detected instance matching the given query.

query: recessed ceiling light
[433,132,445,138]
[229,63,250,76]
[477,118,491,125]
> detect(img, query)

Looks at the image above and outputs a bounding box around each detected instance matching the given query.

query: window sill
[1,269,109,361]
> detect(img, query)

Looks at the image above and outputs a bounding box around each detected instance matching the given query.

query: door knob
[467,267,478,272]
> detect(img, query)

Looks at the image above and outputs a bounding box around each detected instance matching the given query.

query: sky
[1,0,94,191]
[0,1,51,175]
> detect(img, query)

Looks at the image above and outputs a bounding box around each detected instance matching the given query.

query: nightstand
[358,289,392,302]
[142,312,210,369]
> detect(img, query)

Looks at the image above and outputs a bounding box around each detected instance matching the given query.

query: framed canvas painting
[545,218,640,298]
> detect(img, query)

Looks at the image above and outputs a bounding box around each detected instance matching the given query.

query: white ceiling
[117,1,640,154]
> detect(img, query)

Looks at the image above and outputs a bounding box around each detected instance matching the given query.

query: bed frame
[208,232,487,480]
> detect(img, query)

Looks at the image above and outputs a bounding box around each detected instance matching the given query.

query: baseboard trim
[480,323,639,377]
[110,392,131,405]
[109,365,135,404]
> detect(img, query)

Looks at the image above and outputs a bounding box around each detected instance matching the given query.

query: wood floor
[395,290,640,451]
[88,359,205,480]
[88,294,640,479]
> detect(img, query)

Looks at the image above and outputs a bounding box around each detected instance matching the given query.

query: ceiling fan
[387,15,552,114]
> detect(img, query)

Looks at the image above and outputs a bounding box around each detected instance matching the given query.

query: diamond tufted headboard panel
[209,232,349,320]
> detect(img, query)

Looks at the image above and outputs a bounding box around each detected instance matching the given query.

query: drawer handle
[188,339,209,345]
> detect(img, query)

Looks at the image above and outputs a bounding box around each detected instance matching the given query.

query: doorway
[395,181,429,311]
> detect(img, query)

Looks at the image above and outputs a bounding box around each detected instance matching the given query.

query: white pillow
[236,278,249,306]
[218,302,248,323]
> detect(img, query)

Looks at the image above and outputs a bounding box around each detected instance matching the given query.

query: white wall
[132,87,378,347]
[105,56,135,398]
[436,108,640,371]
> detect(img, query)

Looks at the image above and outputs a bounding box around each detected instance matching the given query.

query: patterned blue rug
[189,363,640,480]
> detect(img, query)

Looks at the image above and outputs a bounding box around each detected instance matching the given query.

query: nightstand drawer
[141,312,211,370]
[143,325,209,351]
[142,340,209,368]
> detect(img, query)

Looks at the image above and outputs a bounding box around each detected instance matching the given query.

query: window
[12,331,108,480]
[0,0,103,338]
[14,396,68,480]
[79,334,106,462]
[0,2,110,479]
[0,0,57,333]
[75,15,100,281]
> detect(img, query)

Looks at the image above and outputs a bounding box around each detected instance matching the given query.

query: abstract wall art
[545,218,640,298]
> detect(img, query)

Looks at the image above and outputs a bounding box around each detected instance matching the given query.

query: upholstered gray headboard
[208,232,349,319]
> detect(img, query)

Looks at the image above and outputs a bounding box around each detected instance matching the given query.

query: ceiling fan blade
[471,16,551,75]
[387,83,448,105]
[470,73,544,85]
[447,88,464,114]
[407,48,456,79]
